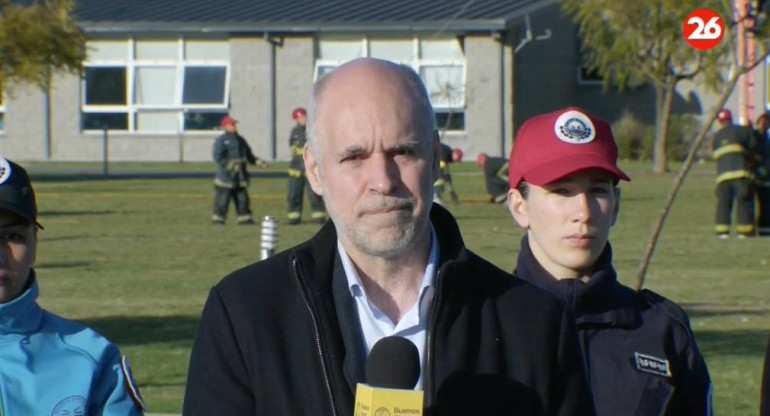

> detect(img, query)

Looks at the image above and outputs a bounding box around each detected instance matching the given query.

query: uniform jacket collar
[0,270,44,335]
[514,236,640,328]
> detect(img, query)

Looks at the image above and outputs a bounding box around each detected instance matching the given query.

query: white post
[260,216,278,260]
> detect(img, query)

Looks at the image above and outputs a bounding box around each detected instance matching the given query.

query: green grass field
[26,160,770,414]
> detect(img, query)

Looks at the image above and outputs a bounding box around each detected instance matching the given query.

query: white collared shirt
[337,225,438,390]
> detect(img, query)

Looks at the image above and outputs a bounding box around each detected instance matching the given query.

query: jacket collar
[514,236,639,328]
[289,204,469,396]
[292,203,467,293]
[0,270,44,335]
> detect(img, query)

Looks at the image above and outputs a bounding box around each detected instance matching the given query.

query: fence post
[102,127,109,176]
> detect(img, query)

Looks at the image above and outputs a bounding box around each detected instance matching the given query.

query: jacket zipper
[423,264,444,409]
[291,257,338,416]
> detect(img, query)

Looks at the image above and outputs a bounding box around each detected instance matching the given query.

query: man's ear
[611,187,621,226]
[304,145,324,196]
[431,130,440,183]
[507,188,529,229]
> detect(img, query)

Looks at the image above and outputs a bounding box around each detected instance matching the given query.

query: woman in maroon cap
[506,107,712,416]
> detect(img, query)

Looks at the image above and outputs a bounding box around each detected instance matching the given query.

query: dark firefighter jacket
[213,132,258,188]
[712,124,754,184]
[288,125,307,178]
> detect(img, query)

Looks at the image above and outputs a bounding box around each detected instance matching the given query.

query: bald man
[184,58,593,415]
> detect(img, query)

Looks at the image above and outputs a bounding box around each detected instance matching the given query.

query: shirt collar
[339,225,438,301]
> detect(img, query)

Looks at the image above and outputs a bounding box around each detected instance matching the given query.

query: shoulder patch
[634,352,672,378]
[121,355,147,412]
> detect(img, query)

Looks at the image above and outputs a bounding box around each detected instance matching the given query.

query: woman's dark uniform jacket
[515,237,712,416]
[184,205,594,415]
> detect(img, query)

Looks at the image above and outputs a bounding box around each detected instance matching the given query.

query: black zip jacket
[184,205,594,415]
[514,237,712,416]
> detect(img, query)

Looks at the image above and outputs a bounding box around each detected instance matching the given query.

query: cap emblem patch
[0,157,11,185]
[554,111,595,144]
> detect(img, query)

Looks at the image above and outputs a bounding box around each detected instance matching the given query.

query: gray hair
[306,60,436,158]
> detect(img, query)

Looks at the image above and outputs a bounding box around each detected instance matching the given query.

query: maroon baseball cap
[508,107,630,188]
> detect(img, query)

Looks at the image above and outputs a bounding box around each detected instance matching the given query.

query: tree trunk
[652,78,677,173]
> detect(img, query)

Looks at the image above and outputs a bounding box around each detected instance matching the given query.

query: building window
[82,38,230,133]
[315,36,466,131]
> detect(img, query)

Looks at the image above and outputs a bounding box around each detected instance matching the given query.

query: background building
[0,0,764,162]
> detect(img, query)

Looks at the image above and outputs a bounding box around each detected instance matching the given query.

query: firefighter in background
[212,115,268,225]
[287,107,326,225]
[754,113,770,236]
[712,108,756,238]
[433,143,462,205]
[476,152,509,203]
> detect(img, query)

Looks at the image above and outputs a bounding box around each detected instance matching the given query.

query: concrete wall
[513,3,578,130]
[463,35,504,158]
[513,2,764,132]
[1,83,46,160]
[275,36,315,161]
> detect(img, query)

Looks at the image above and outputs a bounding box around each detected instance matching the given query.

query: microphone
[355,336,424,416]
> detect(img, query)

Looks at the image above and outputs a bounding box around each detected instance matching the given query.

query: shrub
[611,110,647,160]
[640,114,701,162]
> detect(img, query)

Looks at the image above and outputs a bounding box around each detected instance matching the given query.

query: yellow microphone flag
[354,383,424,416]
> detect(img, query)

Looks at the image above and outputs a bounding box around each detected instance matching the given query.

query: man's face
[305,66,439,259]
[223,124,237,134]
[296,114,307,126]
[507,169,619,279]
[0,211,36,303]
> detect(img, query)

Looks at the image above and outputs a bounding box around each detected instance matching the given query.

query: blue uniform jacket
[514,237,712,416]
[0,272,144,416]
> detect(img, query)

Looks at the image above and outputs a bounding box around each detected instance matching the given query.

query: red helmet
[220,115,238,127]
[292,107,307,120]
[717,109,732,123]
[476,152,488,167]
[451,148,463,162]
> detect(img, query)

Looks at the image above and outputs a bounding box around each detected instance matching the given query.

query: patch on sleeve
[633,352,672,378]
[121,355,147,411]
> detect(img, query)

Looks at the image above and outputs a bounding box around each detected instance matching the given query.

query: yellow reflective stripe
[736,224,755,233]
[287,212,301,219]
[496,163,509,181]
[439,161,447,169]
[311,211,326,219]
[288,169,303,177]
[712,144,746,159]
[716,170,754,183]
[214,178,234,188]
[434,178,445,186]
[291,146,304,157]
[493,193,507,203]
[715,224,730,233]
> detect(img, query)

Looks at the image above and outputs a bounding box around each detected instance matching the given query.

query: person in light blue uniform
[0,156,145,415]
